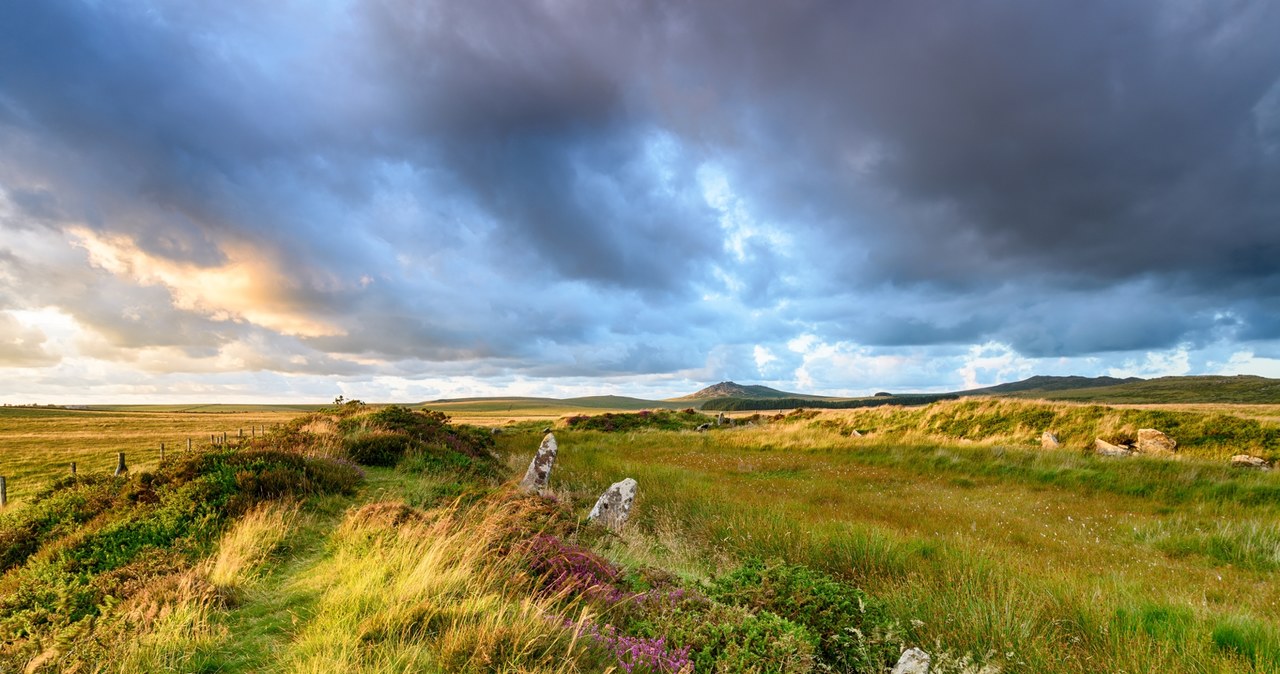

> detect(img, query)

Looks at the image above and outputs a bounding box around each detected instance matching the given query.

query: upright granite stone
[716,412,727,426]
[519,433,558,492]
[891,647,931,674]
[1041,431,1061,449]
[588,478,638,530]
[1095,438,1133,457]
[1135,428,1177,456]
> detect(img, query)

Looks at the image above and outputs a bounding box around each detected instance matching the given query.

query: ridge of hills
[421,374,1280,410]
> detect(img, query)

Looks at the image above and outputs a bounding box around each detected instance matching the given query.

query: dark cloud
[1,0,1279,396]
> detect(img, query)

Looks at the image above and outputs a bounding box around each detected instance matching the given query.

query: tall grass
[278,496,605,673]
[503,415,1280,673]
[110,501,305,672]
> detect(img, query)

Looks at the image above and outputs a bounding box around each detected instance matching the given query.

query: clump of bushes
[708,559,894,672]
[334,405,501,478]
[564,409,713,432]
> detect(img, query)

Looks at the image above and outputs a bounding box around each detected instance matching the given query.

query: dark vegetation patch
[564,408,714,432]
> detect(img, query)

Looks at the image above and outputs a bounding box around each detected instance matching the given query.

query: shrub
[708,559,893,672]
[632,599,818,674]
[564,410,716,433]
[344,432,416,467]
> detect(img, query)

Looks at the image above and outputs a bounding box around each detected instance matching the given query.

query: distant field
[0,407,299,504]
[83,403,330,413]
[416,395,687,423]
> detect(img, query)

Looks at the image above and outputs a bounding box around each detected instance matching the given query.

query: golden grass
[0,408,299,504]
[277,496,603,674]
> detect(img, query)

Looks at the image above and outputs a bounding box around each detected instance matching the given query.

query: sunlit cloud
[70,227,343,338]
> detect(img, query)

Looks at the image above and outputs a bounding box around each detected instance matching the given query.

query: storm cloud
[1,0,1278,401]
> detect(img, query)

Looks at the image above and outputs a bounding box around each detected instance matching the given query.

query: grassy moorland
[0,399,1278,672]
[496,402,1280,673]
[0,407,300,504]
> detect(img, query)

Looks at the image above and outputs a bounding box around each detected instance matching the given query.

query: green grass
[497,415,1280,672]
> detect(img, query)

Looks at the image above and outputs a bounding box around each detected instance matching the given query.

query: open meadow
[0,407,303,504]
[0,399,1277,672]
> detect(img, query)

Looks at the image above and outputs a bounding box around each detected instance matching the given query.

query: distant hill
[962,374,1280,404]
[959,375,1143,396]
[672,381,824,401]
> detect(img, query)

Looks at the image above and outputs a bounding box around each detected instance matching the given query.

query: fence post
[70,462,77,475]
[187,438,192,452]
[115,452,127,476]
[238,428,243,438]
[1,476,7,507]
[160,443,165,462]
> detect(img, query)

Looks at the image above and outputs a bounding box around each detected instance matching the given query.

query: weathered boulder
[1135,428,1177,456]
[1041,431,1061,449]
[891,647,931,674]
[696,423,711,432]
[1230,454,1272,470]
[716,412,727,426]
[1095,438,1134,457]
[519,433,557,492]
[850,429,863,438]
[588,478,638,530]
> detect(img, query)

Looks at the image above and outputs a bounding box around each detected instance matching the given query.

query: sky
[2,0,1280,404]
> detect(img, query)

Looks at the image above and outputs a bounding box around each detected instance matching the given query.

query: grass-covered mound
[275,403,501,476]
[0,448,362,667]
[818,397,1280,460]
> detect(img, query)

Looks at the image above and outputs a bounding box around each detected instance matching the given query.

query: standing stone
[588,478,637,530]
[1094,438,1133,457]
[1041,431,1061,449]
[1230,455,1272,470]
[716,412,726,426]
[519,433,557,492]
[891,647,931,674]
[1135,428,1177,456]
[114,452,128,475]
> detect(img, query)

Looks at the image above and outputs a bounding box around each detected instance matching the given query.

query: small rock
[588,478,638,530]
[1230,454,1272,470]
[541,427,552,434]
[1041,431,1061,449]
[1095,438,1133,457]
[490,427,502,435]
[519,433,558,492]
[891,647,931,674]
[696,423,711,432]
[850,429,863,438]
[1135,428,1177,455]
